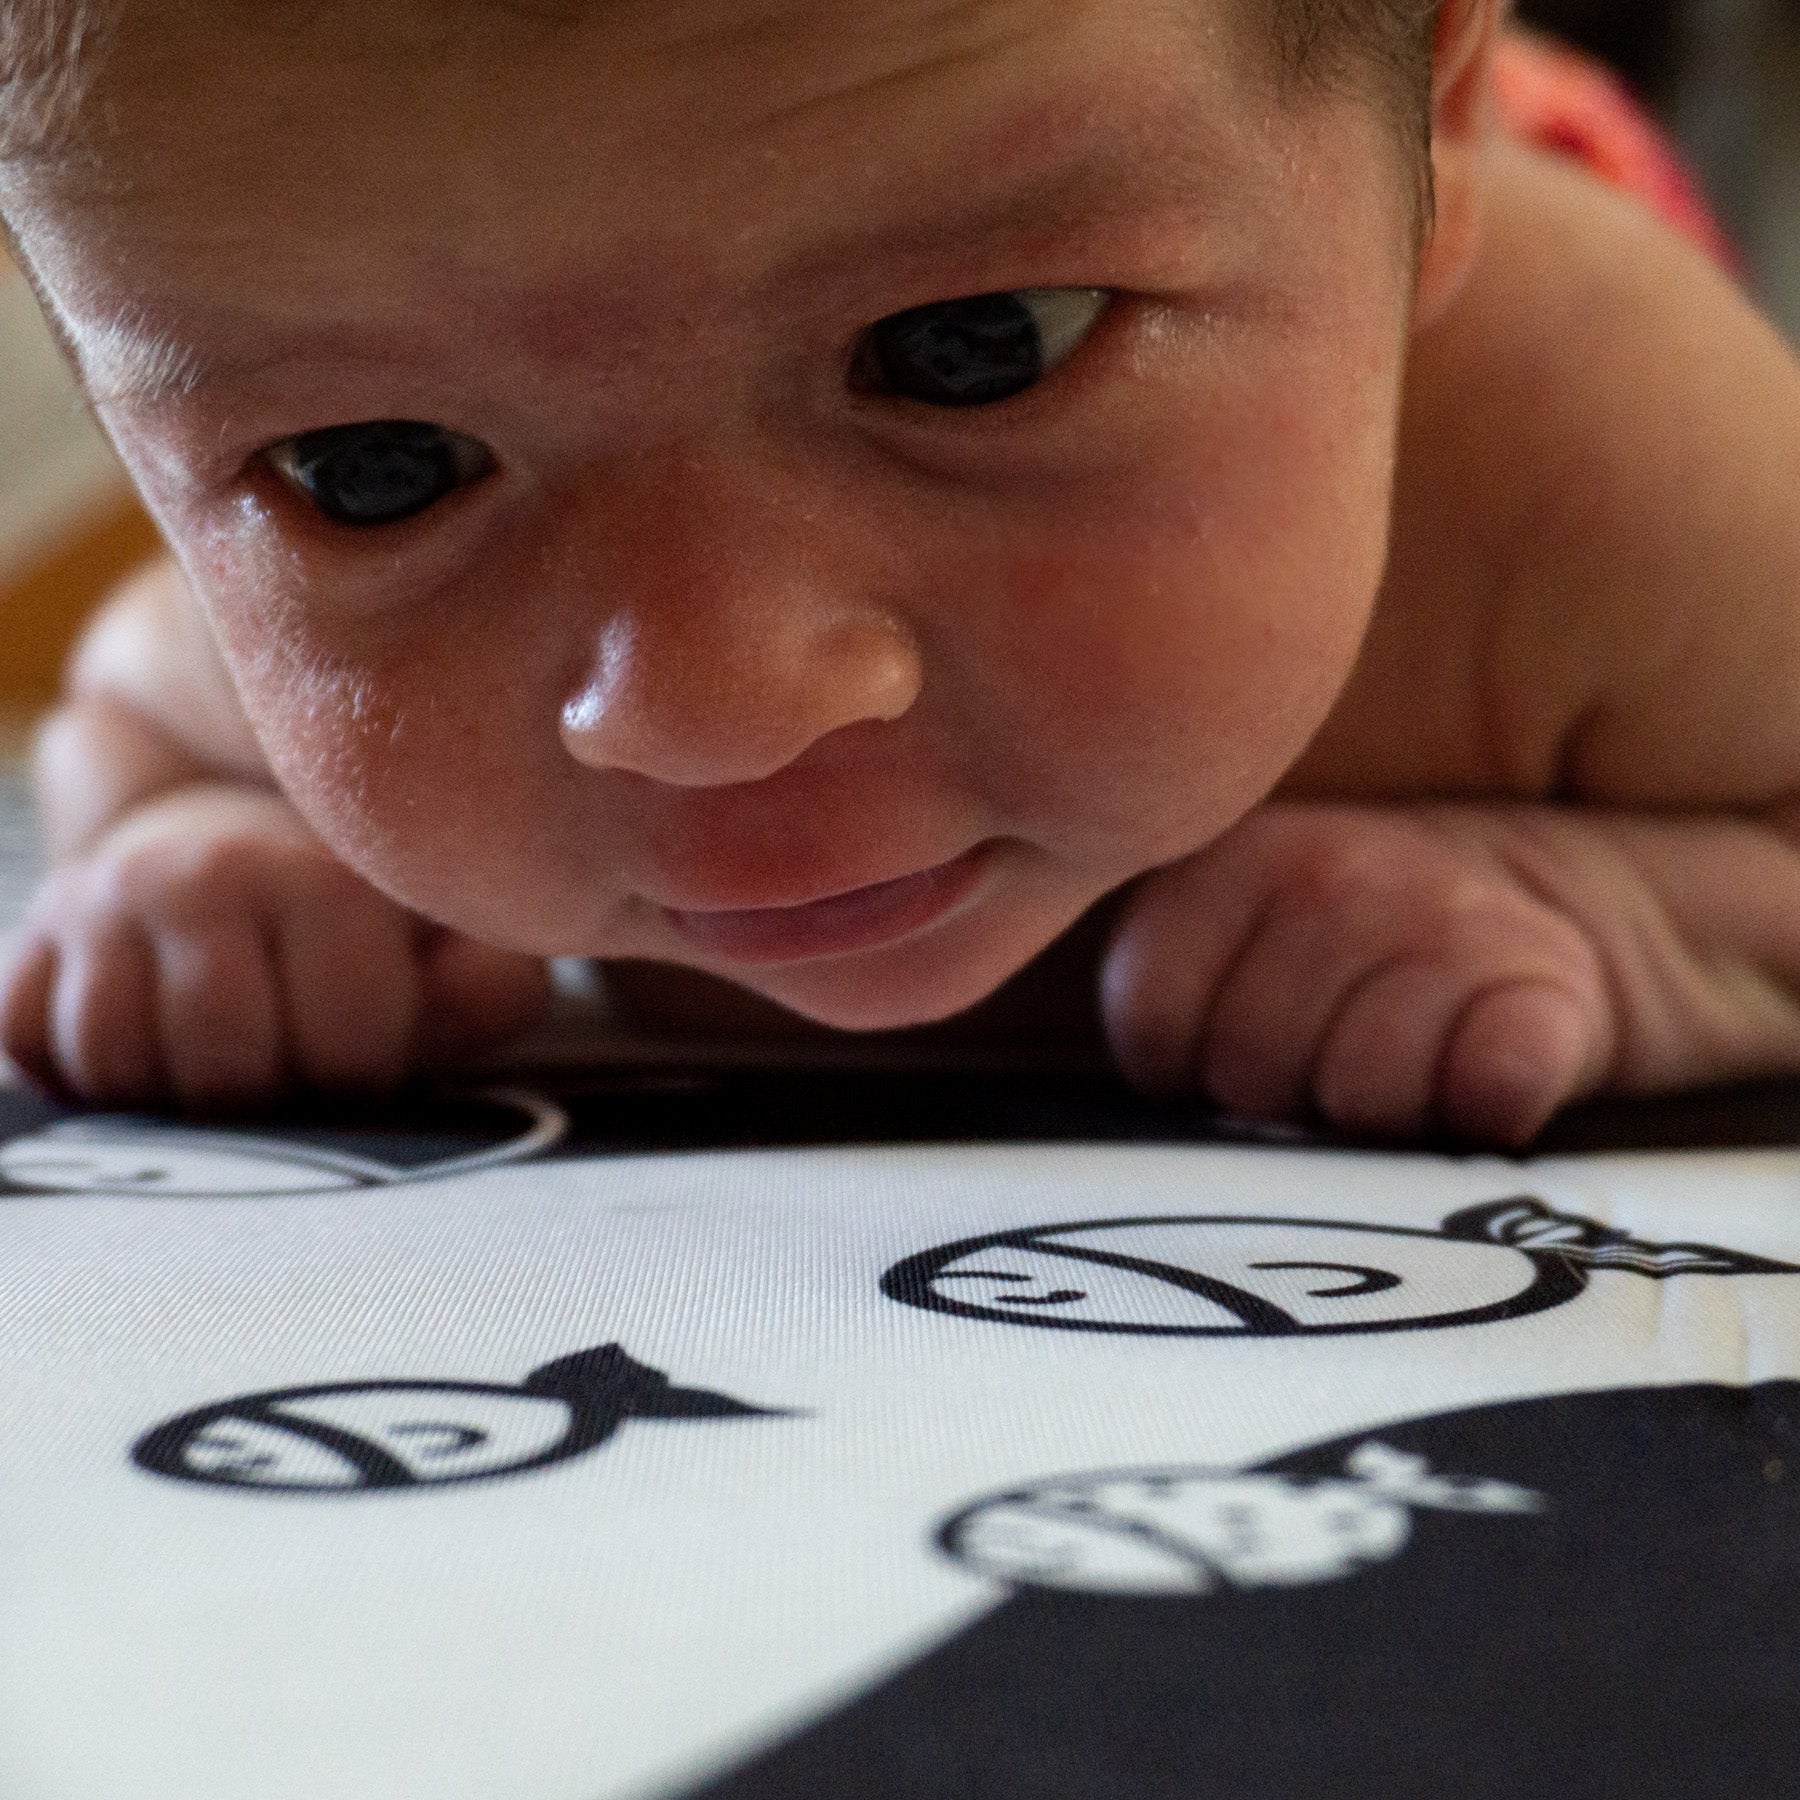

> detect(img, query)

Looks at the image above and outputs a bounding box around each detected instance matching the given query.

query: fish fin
[523,1345,793,1422]
[649,1383,793,1421]
[522,1344,666,1408]
[1442,1197,1800,1277]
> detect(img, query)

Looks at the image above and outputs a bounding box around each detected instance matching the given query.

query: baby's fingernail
[1437,984,1593,1147]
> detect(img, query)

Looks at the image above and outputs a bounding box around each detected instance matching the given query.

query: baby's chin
[744,962,1024,1036]
[722,894,1108,1042]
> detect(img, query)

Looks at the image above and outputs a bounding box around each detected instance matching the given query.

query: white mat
[2,1081,1797,1798]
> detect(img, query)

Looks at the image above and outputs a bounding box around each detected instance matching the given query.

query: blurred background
[0,0,1798,751]
[1521,0,1800,317]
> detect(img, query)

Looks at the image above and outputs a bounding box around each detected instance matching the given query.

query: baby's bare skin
[1114,134,1800,1138]
[6,0,1800,1144]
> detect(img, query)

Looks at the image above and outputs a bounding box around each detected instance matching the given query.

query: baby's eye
[859,288,1111,408]
[266,421,495,528]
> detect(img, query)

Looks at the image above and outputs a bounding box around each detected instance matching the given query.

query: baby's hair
[1,0,1446,162]
[1274,0,1444,229]
[1277,0,1442,145]
[0,0,100,164]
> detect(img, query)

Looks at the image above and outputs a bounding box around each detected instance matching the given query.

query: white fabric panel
[1,1124,1797,1798]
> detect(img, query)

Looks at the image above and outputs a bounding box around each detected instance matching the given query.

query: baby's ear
[1414,0,1506,328]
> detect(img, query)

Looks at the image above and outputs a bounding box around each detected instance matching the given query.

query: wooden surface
[0,253,162,721]
[0,495,161,712]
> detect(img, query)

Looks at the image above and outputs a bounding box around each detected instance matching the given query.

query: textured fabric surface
[3,1079,1800,1799]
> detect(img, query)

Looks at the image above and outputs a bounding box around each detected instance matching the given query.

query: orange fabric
[0,496,162,712]
[1492,34,1741,273]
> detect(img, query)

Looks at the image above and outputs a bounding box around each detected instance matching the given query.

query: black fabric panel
[690,1383,1800,1799]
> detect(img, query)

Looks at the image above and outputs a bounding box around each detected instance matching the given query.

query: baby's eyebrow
[18,261,230,410]
[770,99,1243,295]
[70,306,430,411]
[72,102,1241,411]
[72,311,208,406]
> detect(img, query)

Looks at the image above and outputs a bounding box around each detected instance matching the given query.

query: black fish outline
[133,1344,794,1494]
[0,1087,569,1200]
[883,1198,1800,1337]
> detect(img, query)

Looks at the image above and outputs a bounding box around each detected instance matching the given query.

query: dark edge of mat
[7,1066,1800,1162]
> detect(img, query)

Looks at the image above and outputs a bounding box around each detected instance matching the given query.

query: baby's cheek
[966,485,1382,867]
[246,652,429,870]
[217,609,548,928]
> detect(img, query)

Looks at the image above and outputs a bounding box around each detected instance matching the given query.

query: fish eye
[391,1424,488,1458]
[1248,1263,1405,1300]
[266,420,495,527]
[932,1270,1090,1308]
[857,288,1111,408]
[187,1425,274,1472]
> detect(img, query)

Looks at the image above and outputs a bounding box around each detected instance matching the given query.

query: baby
[5,0,1800,1146]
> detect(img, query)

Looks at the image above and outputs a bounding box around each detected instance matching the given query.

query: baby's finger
[51,920,164,1104]
[415,932,553,1066]
[152,923,285,1111]
[1312,955,1508,1140]
[1437,980,1611,1147]
[1194,858,1414,1121]
[0,934,60,1092]
[275,893,422,1092]
[1101,847,1279,1088]
[1312,907,1613,1142]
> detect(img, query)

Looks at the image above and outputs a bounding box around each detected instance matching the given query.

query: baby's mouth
[661,844,992,964]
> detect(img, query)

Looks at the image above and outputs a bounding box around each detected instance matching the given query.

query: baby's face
[8,0,1418,1029]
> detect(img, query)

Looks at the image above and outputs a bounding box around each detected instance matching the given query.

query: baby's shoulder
[1294,137,1800,815]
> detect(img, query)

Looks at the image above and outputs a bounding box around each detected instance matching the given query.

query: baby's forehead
[2,0,531,146]
[4,0,1252,167]
[2,0,1273,356]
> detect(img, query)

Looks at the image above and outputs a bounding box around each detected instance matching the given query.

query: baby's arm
[0,558,549,1106]
[1104,138,1800,1145]
[1103,800,1800,1144]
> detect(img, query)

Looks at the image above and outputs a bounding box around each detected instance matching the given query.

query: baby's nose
[556,455,922,788]
[560,605,921,787]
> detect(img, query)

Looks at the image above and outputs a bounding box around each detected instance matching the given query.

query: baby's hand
[1101,800,1800,1146]
[0,783,551,1110]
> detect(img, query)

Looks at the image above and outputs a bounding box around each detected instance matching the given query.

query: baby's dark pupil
[288,421,464,527]
[870,294,1044,407]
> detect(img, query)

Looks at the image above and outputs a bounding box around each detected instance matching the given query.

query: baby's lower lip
[662,846,992,964]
